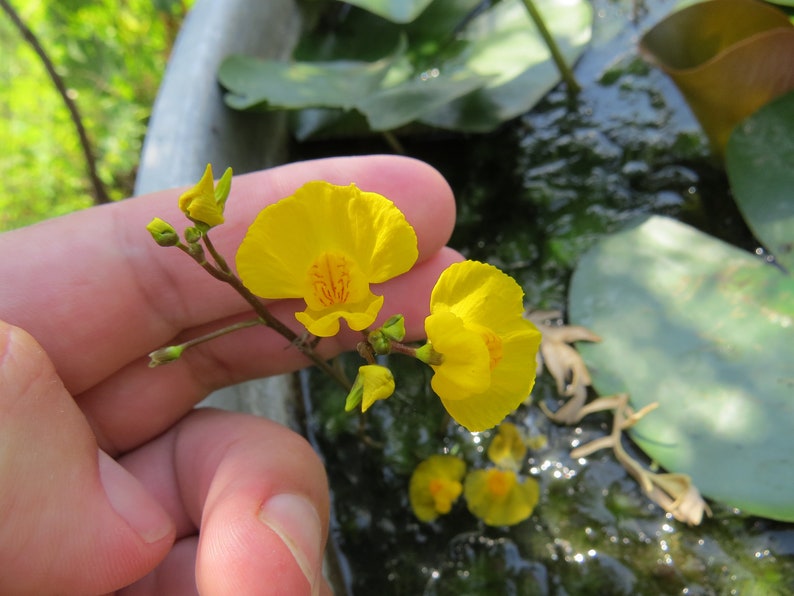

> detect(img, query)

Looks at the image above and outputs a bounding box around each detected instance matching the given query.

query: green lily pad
[219,41,492,132]
[218,0,591,136]
[419,0,593,132]
[568,215,794,521]
[357,71,493,131]
[726,90,794,272]
[219,52,396,112]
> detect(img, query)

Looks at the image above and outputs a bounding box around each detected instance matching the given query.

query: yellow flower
[464,468,539,526]
[345,364,395,412]
[178,164,233,229]
[409,455,466,522]
[419,261,542,432]
[235,182,418,337]
[487,422,527,471]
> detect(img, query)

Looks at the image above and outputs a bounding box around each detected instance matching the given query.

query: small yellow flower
[464,468,539,526]
[178,164,233,229]
[345,364,395,412]
[409,455,466,522]
[420,261,542,432]
[235,182,418,337]
[487,422,527,471]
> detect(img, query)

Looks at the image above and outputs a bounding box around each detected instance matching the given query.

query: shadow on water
[292,0,794,594]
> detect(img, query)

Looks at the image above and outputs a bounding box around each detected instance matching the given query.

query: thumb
[0,321,174,595]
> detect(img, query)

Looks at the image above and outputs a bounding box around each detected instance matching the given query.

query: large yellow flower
[464,468,539,526]
[409,455,466,522]
[420,261,542,432]
[235,182,418,337]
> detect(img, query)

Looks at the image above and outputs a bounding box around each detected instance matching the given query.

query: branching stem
[176,238,352,390]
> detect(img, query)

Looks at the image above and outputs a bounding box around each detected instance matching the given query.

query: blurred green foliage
[0,0,193,231]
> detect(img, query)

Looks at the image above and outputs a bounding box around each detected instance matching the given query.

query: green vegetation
[0,0,192,231]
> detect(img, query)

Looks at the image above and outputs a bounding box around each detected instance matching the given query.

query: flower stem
[520,0,581,100]
[388,341,418,359]
[202,233,232,274]
[177,243,352,390]
[182,318,263,347]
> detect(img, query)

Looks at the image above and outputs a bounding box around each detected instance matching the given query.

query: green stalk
[520,0,581,99]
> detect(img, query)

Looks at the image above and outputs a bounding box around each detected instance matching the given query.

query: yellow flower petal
[464,468,539,526]
[178,164,227,228]
[424,261,542,431]
[430,259,527,333]
[487,422,527,471]
[425,311,492,399]
[409,455,466,522]
[236,181,418,337]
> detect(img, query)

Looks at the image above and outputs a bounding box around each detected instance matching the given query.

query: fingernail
[259,493,323,594]
[98,450,172,544]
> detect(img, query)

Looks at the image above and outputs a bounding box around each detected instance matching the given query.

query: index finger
[0,155,456,395]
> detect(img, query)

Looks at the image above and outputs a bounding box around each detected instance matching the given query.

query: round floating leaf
[639,0,794,156]
[726,90,794,272]
[419,0,592,132]
[218,54,395,112]
[219,0,591,136]
[568,215,794,521]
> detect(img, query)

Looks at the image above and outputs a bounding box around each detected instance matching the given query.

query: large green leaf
[218,0,591,136]
[419,0,592,132]
[356,71,493,131]
[639,0,794,157]
[568,215,794,521]
[218,54,395,112]
[726,90,794,272]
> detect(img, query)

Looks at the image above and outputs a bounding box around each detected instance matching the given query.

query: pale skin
[0,155,460,595]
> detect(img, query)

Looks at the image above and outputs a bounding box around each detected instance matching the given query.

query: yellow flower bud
[146,217,179,246]
[178,163,232,229]
[345,364,395,412]
[487,422,528,471]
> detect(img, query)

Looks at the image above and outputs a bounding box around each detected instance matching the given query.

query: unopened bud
[380,314,406,342]
[184,226,203,244]
[368,329,391,356]
[146,217,179,247]
[148,344,185,367]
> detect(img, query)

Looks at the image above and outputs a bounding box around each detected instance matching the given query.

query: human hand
[0,155,459,595]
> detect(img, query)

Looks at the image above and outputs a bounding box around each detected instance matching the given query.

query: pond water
[291,0,794,593]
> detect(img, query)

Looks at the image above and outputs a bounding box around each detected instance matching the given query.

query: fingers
[0,155,456,397]
[80,247,461,455]
[119,408,332,596]
[0,322,175,595]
